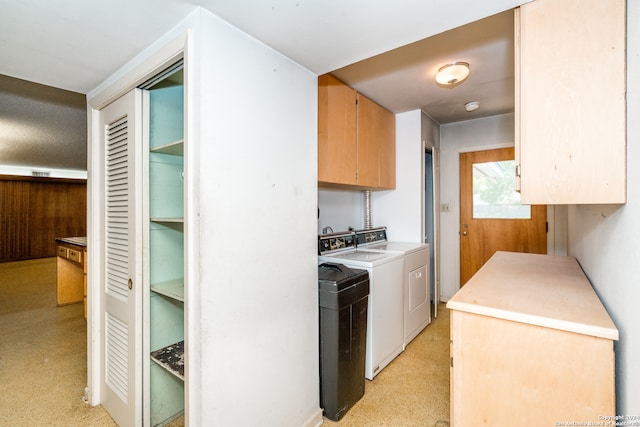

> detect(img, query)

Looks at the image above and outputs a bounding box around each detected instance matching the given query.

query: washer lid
[365,242,428,254]
[334,251,390,262]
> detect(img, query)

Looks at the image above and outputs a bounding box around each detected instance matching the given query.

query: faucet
[322,226,334,234]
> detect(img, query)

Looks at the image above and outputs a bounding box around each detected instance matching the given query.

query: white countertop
[446,251,618,340]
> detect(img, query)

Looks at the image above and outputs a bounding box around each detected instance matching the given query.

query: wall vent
[31,170,51,177]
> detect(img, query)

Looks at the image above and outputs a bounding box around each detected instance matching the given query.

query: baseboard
[302,407,324,427]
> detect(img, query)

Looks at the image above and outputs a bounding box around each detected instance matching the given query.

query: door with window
[459,147,546,285]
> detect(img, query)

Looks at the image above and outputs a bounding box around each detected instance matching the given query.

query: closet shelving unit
[145,67,185,426]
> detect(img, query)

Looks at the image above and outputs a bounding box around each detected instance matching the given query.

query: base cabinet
[450,310,615,426]
[447,252,617,427]
[56,241,87,314]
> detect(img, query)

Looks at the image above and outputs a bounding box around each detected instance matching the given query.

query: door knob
[462,231,468,236]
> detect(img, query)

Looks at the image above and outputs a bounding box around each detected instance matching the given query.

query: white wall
[373,110,424,242]
[567,0,640,414]
[439,113,515,300]
[194,9,321,426]
[317,188,362,233]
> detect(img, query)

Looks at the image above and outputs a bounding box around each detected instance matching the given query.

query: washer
[318,232,404,380]
[356,228,431,347]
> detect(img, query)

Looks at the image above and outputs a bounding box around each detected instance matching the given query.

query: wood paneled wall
[0,176,86,263]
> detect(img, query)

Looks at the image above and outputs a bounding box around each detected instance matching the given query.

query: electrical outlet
[441,203,450,212]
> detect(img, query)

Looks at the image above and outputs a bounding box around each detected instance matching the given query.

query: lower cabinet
[56,241,87,315]
[447,252,617,426]
[449,310,615,426]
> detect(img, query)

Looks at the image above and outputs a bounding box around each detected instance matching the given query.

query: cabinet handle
[128,278,133,290]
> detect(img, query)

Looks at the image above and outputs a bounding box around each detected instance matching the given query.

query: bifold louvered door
[99,89,143,427]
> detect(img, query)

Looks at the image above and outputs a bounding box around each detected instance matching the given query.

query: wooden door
[99,89,143,427]
[459,147,546,285]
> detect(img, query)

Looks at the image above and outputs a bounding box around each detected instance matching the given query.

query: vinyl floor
[0,257,449,426]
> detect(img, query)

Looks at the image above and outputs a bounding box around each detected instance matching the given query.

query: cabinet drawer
[68,249,82,264]
[57,246,68,258]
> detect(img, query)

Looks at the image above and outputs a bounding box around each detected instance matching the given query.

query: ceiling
[333,10,515,124]
[0,0,526,172]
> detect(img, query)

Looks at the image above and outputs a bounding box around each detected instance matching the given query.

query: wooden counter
[447,251,618,426]
[55,237,87,318]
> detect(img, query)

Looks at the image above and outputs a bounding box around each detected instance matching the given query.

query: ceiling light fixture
[465,101,480,112]
[435,62,470,86]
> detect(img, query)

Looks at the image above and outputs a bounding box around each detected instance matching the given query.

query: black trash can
[318,262,369,421]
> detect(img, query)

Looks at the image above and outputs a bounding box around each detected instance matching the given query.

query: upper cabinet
[318,74,358,186]
[318,74,396,190]
[515,0,626,204]
[356,93,396,189]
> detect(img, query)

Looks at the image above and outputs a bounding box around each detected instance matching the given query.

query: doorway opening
[424,146,441,318]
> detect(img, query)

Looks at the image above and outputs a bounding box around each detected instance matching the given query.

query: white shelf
[150,341,184,381]
[151,218,184,224]
[151,139,184,156]
[151,279,184,302]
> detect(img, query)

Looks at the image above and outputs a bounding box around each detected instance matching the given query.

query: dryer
[356,228,431,347]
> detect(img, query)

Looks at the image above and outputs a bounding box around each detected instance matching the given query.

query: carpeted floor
[0,257,449,426]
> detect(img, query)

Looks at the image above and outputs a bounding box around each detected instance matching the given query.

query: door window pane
[472,160,531,219]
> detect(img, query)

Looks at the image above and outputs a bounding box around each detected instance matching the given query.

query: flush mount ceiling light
[465,101,480,112]
[435,62,470,86]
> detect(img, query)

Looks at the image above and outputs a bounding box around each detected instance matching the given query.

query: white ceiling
[0,0,527,171]
[333,10,515,123]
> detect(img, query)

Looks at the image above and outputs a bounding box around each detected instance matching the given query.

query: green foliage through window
[472,160,531,219]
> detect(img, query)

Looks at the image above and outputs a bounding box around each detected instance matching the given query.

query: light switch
[441,203,450,212]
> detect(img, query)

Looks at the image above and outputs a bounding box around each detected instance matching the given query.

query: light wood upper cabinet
[318,74,396,190]
[357,93,396,189]
[318,74,358,186]
[515,0,626,204]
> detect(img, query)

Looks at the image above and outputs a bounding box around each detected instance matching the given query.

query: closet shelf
[151,139,184,156]
[150,217,184,224]
[151,279,184,302]
[151,340,184,381]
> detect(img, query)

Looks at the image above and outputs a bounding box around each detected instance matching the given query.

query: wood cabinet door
[356,93,396,189]
[516,0,626,204]
[318,74,357,186]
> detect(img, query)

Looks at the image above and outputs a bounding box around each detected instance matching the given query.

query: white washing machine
[356,228,431,348]
[318,231,405,380]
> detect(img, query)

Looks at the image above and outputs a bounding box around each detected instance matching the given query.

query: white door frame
[422,136,440,317]
[86,30,189,412]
